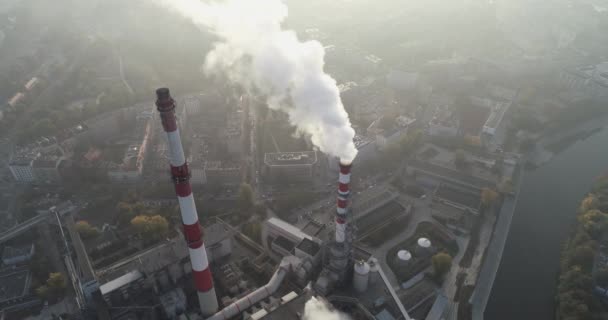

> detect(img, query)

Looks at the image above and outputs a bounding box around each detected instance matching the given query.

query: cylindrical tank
[416,237,432,256]
[395,250,412,267]
[353,261,370,292]
[368,257,380,285]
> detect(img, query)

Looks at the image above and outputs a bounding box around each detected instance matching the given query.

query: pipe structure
[206,256,301,320]
[336,160,352,243]
[155,88,218,317]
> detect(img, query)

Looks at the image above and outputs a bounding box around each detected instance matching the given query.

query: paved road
[118,53,134,95]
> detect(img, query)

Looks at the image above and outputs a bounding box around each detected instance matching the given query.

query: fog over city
[0,1,607,320]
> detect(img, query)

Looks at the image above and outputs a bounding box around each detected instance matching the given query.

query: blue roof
[375,309,396,320]
[425,294,448,320]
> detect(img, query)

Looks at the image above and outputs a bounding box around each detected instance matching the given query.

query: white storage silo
[368,257,380,285]
[353,260,370,293]
[416,237,432,256]
[395,250,412,267]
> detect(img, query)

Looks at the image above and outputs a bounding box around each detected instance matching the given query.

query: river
[486,127,608,320]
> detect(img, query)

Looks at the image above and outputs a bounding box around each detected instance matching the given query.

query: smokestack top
[155,87,175,112]
[339,160,352,173]
[156,87,171,100]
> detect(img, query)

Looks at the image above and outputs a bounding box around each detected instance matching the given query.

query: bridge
[0,202,77,244]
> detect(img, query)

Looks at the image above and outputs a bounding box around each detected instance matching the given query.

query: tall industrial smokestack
[336,160,352,243]
[155,88,218,316]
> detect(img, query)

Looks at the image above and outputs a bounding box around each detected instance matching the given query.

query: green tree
[481,188,499,209]
[578,209,608,238]
[131,215,169,240]
[559,266,593,292]
[558,290,592,320]
[116,201,135,225]
[75,221,99,239]
[35,285,49,300]
[238,183,254,212]
[498,179,514,194]
[580,195,599,213]
[432,252,453,278]
[47,272,66,291]
[242,222,262,243]
[570,245,595,271]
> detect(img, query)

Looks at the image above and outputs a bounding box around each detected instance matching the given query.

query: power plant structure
[154,88,409,320]
[156,88,218,316]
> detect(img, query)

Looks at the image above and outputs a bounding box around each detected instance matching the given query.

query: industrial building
[406,144,501,191]
[8,145,65,183]
[0,267,32,310]
[204,161,241,186]
[1,244,35,265]
[145,88,411,320]
[263,151,318,183]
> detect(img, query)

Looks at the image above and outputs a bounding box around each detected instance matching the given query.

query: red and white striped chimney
[336,160,352,243]
[155,88,218,317]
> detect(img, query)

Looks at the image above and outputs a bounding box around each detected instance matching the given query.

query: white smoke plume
[153,0,358,162]
[303,296,351,320]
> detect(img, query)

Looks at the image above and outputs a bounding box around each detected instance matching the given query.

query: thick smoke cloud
[154,0,358,162]
[303,296,351,320]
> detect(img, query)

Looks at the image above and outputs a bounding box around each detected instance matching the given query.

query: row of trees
[35,272,66,301]
[131,215,169,240]
[557,180,608,319]
[75,221,100,239]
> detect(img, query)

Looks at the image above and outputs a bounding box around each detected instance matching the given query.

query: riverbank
[469,166,524,320]
[486,127,608,319]
[555,177,608,319]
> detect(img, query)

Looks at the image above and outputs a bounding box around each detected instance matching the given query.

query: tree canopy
[47,272,66,291]
[580,195,599,213]
[131,215,169,240]
[481,188,499,209]
[238,183,255,212]
[432,252,452,278]
[557,180,608,320]
[75,220,99,239]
